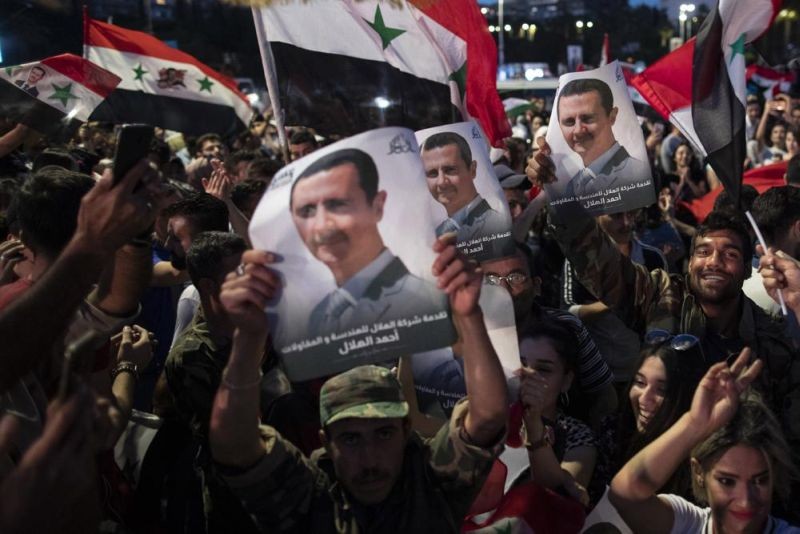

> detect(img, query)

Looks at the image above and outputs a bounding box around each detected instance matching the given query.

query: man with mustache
[421,132,508,260]
[556,78,650,199]
[209,235,507,532]
[291,148,446,338]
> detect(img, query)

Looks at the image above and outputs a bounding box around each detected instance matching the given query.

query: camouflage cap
[319,365,409,427]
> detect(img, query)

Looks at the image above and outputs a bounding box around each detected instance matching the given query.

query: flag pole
[82,4,89,59]
[251,6,290,163]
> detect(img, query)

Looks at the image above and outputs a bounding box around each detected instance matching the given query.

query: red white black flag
[85,18,252,136]
[253,0,510,146]
[0,54,120,139]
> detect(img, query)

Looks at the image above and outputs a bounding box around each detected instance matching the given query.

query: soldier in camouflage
[207,235,508,533]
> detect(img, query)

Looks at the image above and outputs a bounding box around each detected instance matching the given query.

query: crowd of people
[0,83,799,534]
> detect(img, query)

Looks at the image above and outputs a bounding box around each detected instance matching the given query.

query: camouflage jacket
[550,216,800,448]
[221,399,504,533]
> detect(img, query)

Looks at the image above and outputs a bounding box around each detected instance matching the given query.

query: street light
[522,23,530,30]
[481,7,488,15]
[576,20,584,29]
[586,21,594,28]
[504,24,511,31]
[489,25,496,32]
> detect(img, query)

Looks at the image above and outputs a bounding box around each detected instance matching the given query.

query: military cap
[319,365,409,427]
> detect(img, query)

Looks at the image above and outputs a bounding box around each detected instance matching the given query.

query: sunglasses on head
[644,329,705,361]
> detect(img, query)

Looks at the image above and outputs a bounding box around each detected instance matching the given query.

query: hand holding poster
[249,127,456,381]
[545,61,654,217]
[416,121,515,262]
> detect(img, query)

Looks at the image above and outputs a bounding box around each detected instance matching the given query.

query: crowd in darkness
[0,86,800,533]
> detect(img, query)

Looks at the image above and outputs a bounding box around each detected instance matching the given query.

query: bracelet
[524,423,555,451]
[221,368,263,390]
[112,361,139,381]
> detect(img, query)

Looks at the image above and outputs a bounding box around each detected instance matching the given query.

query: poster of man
[249,127,456,381]
[545,61,654,217]
[411,283,520,419]
[416,121,514,262]
[14,66,46,97]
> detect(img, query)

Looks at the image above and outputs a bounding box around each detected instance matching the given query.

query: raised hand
[115,325,155,369]
[220,250,280,335]
[687,348,762,437]
[518,366,549,418]
[431,235,481,317]
[525,137,556,188]
[758,246,800,313]
[75,159,166,257]
[202,159,233,201]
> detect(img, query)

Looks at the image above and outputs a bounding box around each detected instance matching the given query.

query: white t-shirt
[662,494,800,534]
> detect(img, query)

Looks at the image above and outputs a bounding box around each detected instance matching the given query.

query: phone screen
[112,124,154,185]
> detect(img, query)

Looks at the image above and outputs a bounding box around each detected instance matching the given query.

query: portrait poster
[544,61,655,218]
[249,127,456,381]
[410,283,520,419]
[415,121,515,262]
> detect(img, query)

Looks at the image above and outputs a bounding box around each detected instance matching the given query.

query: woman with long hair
[609,348,799,533]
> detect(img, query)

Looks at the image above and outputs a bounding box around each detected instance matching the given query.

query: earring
[559,391,570,408]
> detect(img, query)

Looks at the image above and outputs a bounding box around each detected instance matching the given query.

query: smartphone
[112,124,154,185]
[654,122,665,135]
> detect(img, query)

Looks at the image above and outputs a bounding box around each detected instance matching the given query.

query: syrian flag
[85,18,253,137]
[254,0,510,146]
[692,0,782,204]
[746,64,795,99]
[0,54,120,139]
[631,39,706,153]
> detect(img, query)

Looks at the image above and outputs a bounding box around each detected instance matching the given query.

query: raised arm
[209,250,279,468]
[0,161,159,393]
[431,236,508,446]
[609,348,763,533]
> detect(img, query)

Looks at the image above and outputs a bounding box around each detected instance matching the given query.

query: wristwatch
[524,423,555,451]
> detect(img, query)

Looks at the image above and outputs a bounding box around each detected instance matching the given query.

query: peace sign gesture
[687,347,763,437]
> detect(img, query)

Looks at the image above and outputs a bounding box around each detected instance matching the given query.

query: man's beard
[689,270,742,305]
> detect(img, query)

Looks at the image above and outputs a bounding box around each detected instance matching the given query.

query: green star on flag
[728,32,745,64]
[449,62,467,103]
[132,63,148,81]
[365,5,406,50]
[197,76,214,93]
[49,82,77,107]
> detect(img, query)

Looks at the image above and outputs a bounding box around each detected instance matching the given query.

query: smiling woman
[609,349,800,534]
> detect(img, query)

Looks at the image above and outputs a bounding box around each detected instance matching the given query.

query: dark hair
[673,142,695,164]
[292,148,379,205]
[558,78,614,116]
[713,184,759,213]
[619,343,702,464]
[691,209,753,277]
[186,231,247,286]
[148,138,171,167]
[226,150,258,175]
[421,132,473,167]
[514,241,544,278]
[162,193,229,234]
[517,319,578,373]
[750,185,800,244]
[195,133,222,154]
[32,148,79,172]
[289,128,318,148]
[30,66,45,76]
[231,179,267,212]
[691,390,797,506]
[247,157,283,183]
[787,154,800,186]
[12,167,94,258]
[767,120,788,148]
